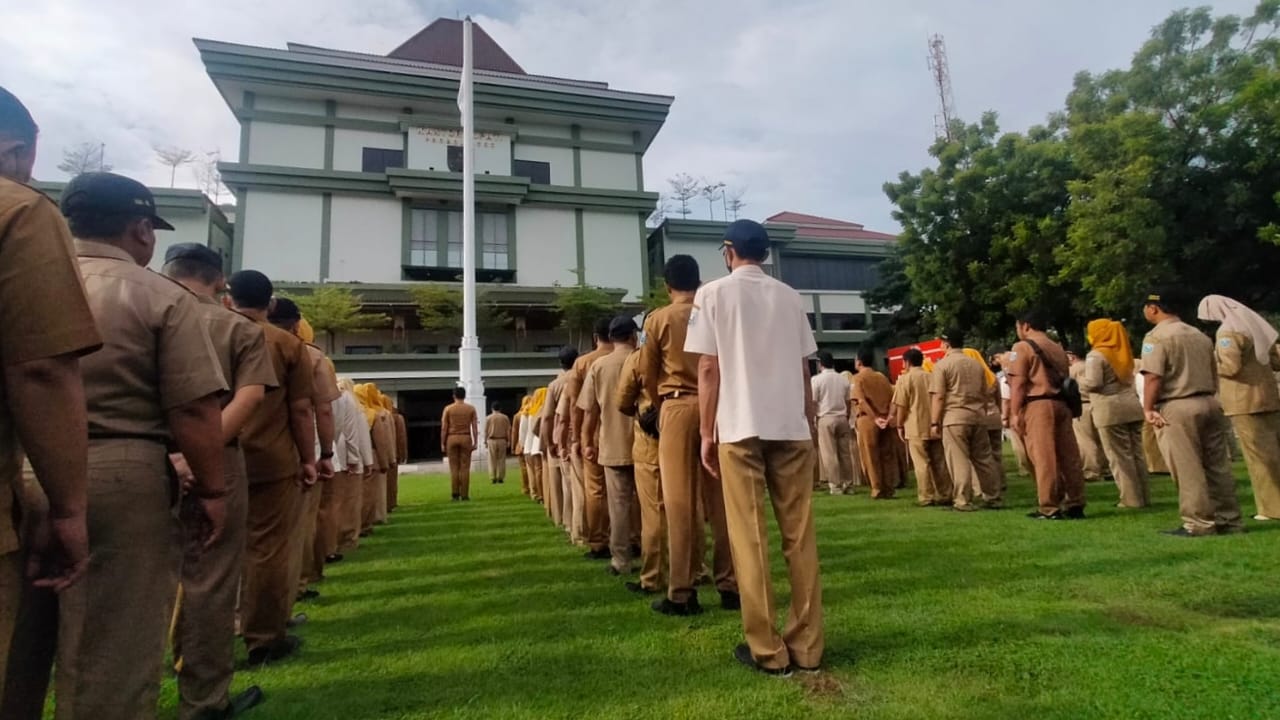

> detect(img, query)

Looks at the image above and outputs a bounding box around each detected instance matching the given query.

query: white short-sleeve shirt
[684,264,818,443]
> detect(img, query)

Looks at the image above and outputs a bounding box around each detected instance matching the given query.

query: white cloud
[2,0,1261,229]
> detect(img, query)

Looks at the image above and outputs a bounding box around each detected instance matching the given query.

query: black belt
[89,432,167,444]
[1025,395,1064,405]
[660,390,696,399]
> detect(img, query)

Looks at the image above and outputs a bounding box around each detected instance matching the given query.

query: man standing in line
[486,404,511,486]
[541,348,579,534]
[550,348,583,542]
[566,318,615,560]
[811,352,856,496]
[227,270,316,666]
[1007,311,1087,521]
[441,386,478,501]
[580,317,640,578]
[686,219,823,676]
[930,331,1002,512]
[894,348,953,506]
[1142,291,1242,535]
[163,243,276,719]
[616,342,665,596]
[852,350,899,499]
[1068,348,1109,482]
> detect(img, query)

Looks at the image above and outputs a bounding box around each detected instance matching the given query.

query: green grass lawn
[157,460,1280,720]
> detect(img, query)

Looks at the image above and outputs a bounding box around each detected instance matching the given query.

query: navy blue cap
[163,242,221,270]
[722,219,770,259]
[61,173,175,230]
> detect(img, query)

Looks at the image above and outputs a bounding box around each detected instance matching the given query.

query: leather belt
[660,390,697,399]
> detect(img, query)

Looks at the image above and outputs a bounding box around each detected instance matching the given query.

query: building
[196,18,672,457]
[33,182,233,274]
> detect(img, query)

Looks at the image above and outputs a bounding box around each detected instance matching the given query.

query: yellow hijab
[962,348,996,388]
[922,357,935,373]
[353,383,381,427]
[297,317,316,345]
[526,387,548,417]
[378,393,395,412]
[1086,318,1135,383]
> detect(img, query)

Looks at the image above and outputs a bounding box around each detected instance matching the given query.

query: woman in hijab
[353,383,389,532]
[1198,295,1280,520]
[963,348,1007,495]
[512,396,531,497]
[334,378,374,553]
[1081,319,1149,508]
[521,388,548,504]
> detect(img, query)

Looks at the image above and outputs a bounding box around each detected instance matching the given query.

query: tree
[409,285,511,337]
[700,180,725,220]
[642,280,670,312]
[285,287,390,353]
[725,186,748,221]
[553,285,621,349]
[57,142,111,177]
[154,145,195,188]
[647,194,670,227]
[666,173,700,219]
[192,149,225,202]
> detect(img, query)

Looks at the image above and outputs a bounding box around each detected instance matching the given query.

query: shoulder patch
[687,309,698,328]
[1007,351,1017,361]
[1142,343,1155,355]
[1220,338,1232,348]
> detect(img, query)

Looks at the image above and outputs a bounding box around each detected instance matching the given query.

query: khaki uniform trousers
[583,453,610,552]
[1156,396,1241,533]
[908,438,953,504]
[2,440,179,720]
[386,464,399,513]
[1074,404,1109,481]
[1024,400,1087,516]
[941,424,1002,509]
[847,423,865,486]
[564,452,587,545]
[487,439,509,481]
[855,415,900,499]
[446,435,473,499]
[243,475,304,653]
[517,454,530,495]
[816,415,856,493]
[986,429,1007,493]
[318,471,346,559]
[603,465,637,573]
[374,466,389,522]
[361,470,384,533]
[0,549,19,697]
[718,438,823,672]
[175,447,249,720]
[1142,422,1169,474]
[295,483,323,592]
[634,460,666,591]
[560,454,574,534]
[544,456,565,527]
[659,396,736,604]
[337,470,365,552]
[1096,422,1149,508]
[1009,428,1033,476]
[1230,411,1280,519]
[527,454,544,503]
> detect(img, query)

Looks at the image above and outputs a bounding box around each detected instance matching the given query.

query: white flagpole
[458,16,486,462]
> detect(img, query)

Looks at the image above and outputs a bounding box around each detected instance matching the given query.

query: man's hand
[897,427,907,443]
[317,457,335,481]
[300,462,319,488]
[701,437,721,479]
[875,416,890,430]
[196,495,227,551]
[169,452,195,493]
[1013,413,1027,437]
[25,512,90,593]
[930,424,942,440]
[1145,410,1167,429]
[471,441,477,452]
[583,445,598,463]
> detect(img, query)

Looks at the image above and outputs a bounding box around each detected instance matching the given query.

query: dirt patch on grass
[1103,605,1191,631]
[795,671,846,700]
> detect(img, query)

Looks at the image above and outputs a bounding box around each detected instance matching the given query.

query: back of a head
[817,350,834,368]
[558,345,580,370]
[492,403,503,415]
[268,297,302,329]
[723,219,770,262]
[609,315,638,342]
[857,349,876,369]
[1018,310,1049,332]
[227,270,274,310]
[904,348,924,368]
[943,328,966,349]
[162,243,224,286]
[594,317,613,342]
[664,255,700,292]
[454,386,467,400]
[0,86,37,144]
[1145,287,1184,318]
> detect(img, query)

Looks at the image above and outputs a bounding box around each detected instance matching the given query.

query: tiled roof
[388,18,526,74]
[767,211,897,243]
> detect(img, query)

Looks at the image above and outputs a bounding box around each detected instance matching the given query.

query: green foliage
[285,287,389,353]
[642,281,671,312]
[553,285,621,348]
[409,285,510,335]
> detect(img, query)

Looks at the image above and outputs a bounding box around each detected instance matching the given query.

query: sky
[2,0,1262,232]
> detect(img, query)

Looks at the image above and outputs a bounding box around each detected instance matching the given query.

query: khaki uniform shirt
[538,373,566,450]
[306,345,340,406]
[617,349,658,466]
[639,300,698,399]
[1080,351,1144,427]
[1214,330,1280,416]
[1007,331,1069,400]
[486,412,511,442]
[811,369,851,419]
[892,367,932,440]
[851,367,894,419]
[929,350,988,426]
[442,402,477,438]
[1141,319,1218,403]
[0,181,102,555]
[567,346,610,446]
[373,411,396,469]
[77,241,227,440]
[578,346,635,467]
[195,297,278,408]
[394,412,408,464]
[241,321,314,483]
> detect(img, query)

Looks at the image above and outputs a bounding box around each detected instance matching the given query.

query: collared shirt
[486,411,512,441]
[684,264,817,444]
[617,348,658,465]
[0,180,102,555]
[241,321,314,483]
[393,412,408,464]
[578,345,636,467]
[1081,350,1145,427]
[1140,319,1218,402]
[194,296,277,407]
[566,345,611,444]
[810,369,850,419]
[892,367,932,440]
[851,367,894,419]
[640,298,698,398]
[929,349,988,426]
[1213,330,1280,416]
[1007,331,1069,399]
[306,345,341,406]
[76,240,227,440]
[333,391,368,471]
[442,402,477,437]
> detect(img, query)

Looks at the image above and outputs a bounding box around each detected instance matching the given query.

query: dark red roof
[766,211,896,242]
[388,18,525,74]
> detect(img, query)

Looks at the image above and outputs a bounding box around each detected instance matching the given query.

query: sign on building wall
[407,127,512,177]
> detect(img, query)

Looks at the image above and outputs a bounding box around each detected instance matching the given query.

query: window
[512,159,551,184]
[481,213,509,270]
[409,209,439,266]
[482,344,507,353]
[781,255,883,292]
[412,345,439,354]
[806,313,817,330]
[446,211,463,266]
[447,145,464,172]
[345,345,383,355]
[821,313,868,331]
[535,344,561,353]
[362,147,404,173]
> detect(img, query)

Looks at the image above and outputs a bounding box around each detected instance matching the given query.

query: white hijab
[1197,295,1278,365]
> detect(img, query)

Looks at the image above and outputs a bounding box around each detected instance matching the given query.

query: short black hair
[558,345,580,370]
[594,317,613,340]
[268,297,302,327]
[162,258,222,286]
[66,212,138,240]
[492,403,503,414]
[664,255,700,292]
[1017,310,1049,332]
[857,349,876,367]
[0,87,37,143]
[942,328,965,348]
[816,350,834,368]
[227,270,274,310]
[608,315,638,341]
[904,348,925,367]
[454,386,467,400]
[1143,287,1184,316]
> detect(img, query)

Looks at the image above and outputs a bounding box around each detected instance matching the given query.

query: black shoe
[1162,527,1214,537]
[625,581,659,595]
[1062,506,1086,520]
[1217,525,1247,535]
[607,565,631,577]
[325,553,344,564]
[1027,511,1063,520]
[451,495,459,502]
[952,504,978,513]
[652,597,704,616]
[733,643,792,677]
[359,529,373,537]
[629,543,642,558]
[286,612,308,628]
[247,635,302,667]
[461,496,470,501]
[298,588,320,601]
[720,591,742,611]
[584,547,611,560]
[227,685,265,717]
[794,663,821,674]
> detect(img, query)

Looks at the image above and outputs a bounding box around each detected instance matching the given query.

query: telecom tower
[927,34,958,142]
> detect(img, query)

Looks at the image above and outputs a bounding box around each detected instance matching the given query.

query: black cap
[163,242,221,270]
[722,219,770,259]
[227,270,274,310]
[269,297,302,323]
[608,315,638,340]
[60,172,175,230]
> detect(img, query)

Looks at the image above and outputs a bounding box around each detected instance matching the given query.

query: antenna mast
[927,34,958,142]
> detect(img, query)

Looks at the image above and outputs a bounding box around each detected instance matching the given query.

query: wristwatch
[320,451,335,460]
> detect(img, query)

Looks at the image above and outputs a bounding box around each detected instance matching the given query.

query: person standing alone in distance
[442,386,478,501]
[685,219,823,676]
[811,351,856,495]
[486,404,511,485]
